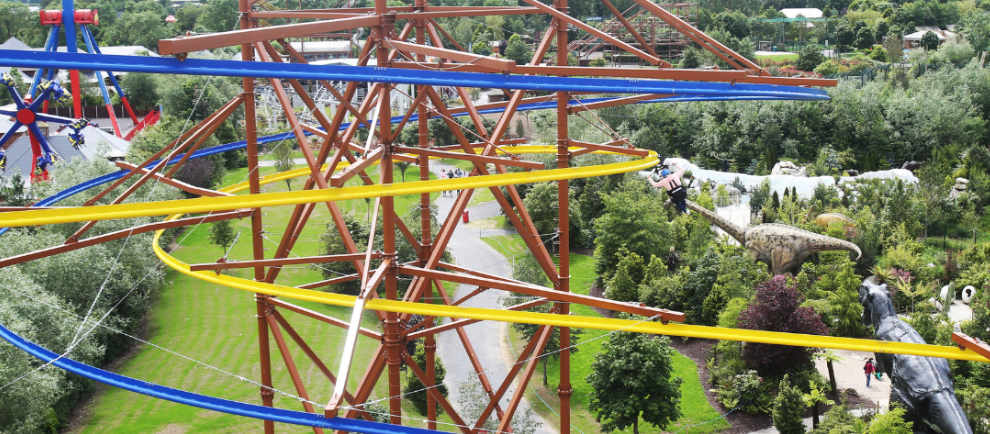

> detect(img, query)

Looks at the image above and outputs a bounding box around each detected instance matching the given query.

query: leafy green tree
[855,26,875,49]
[605,248,644,302]
[797,45,825,72]
[0,67,27,107]
[587,332,682,434]
[0,1,47,46]
[403,341,447,415]
[679,48,701,68]
[504,33,532,64]
[593,180,673,281]
[271,140,294,190]
[0,268,103,432]
[866,406,913,433]
[209,219,235,252]
[174,3,206,32]
[105,11,172,49]
[921,30,940,50]
[319,215,369,295]
[120,73,160,114]
[772,374,806,434]
[197,0,238,33]
[960,11,990,53]
[0,173,30,206]
[456,381,543,433]
[802,378,834,428]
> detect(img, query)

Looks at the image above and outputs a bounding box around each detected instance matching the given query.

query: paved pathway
[429,162,553,432]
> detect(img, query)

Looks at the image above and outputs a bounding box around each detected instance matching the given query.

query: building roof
[904,28,958,41]
[779,8,823,18]
[56,45,160,57]
[289,40,352,54]
[0,37,31,51]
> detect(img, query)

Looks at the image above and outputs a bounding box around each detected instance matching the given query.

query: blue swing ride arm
[28,26,60,97]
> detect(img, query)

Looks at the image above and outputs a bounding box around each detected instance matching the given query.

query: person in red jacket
[864,357,876,387]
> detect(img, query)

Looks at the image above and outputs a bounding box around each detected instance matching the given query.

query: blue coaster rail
[0,322,440,433]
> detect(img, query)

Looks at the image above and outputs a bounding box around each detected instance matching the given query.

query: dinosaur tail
[807,231,862,260]
[684,200,746,244]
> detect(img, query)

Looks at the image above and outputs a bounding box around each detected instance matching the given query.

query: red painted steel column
[555,0,573,431]
[374,3,403,425]
[414,0,438,428]
[239,2,273,433]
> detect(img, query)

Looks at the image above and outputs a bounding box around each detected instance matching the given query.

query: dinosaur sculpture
[684,200,861,275]
[860,277,973,433]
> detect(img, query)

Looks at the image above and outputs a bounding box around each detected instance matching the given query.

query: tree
[403,341,447,415]
[120,73,160,114]
[593,180,673,281]
[605,248,644,302]
[587,331,682,434]
[865,406,913,433]
[772,374,806,434]
[456,381,543,433]
[0,173,30,206]
[0,1,47,46]
[855,26,875,49]
[209,220,235,252]
[0,67,27,107]
[106,11,171,49]
[802,378,834,428]
[883,35,904,62]
[504,33,532,64]
[797,45,825,72]
[679,48,701,68]
[196,0,238,33]
[921,30,940,51]
[271,140,294,190]
[738,276,828,377]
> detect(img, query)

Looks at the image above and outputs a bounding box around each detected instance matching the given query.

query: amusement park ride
[0,0,156,183]
[1,0,990,433]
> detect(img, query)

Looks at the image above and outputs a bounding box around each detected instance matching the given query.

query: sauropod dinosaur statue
[860,277,973,434]
[683,200,861,275]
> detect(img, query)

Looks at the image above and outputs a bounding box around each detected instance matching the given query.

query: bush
[797,45,825,72]
[772,374,806,434]
[814,59,841,76]
[713,370,773,414]
[403,341,447,415]
[739,276,828,377]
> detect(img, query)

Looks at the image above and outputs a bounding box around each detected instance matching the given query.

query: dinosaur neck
[685,200,747,243]
[805,230,863,259]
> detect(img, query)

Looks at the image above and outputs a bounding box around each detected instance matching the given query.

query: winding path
[429,163,554,432]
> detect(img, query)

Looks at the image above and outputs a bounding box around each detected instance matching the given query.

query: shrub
[713,370,773,414]
[772,374,806,434]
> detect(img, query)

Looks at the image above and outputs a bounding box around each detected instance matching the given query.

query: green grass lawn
[482,234,730,433]
[755,52,799,64]
[75,162,448,432]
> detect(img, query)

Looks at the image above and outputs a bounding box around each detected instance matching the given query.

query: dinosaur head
[860,276,895,329]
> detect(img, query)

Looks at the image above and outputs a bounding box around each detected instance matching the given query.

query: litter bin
[462,210,469,223]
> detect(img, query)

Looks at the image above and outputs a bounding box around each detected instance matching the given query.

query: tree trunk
[826,359,838,399]
[812,402,820,428]
[633,418,638,434]
[543,358,548,386]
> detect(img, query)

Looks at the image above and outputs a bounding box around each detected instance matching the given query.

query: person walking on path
[864,357,876,387]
